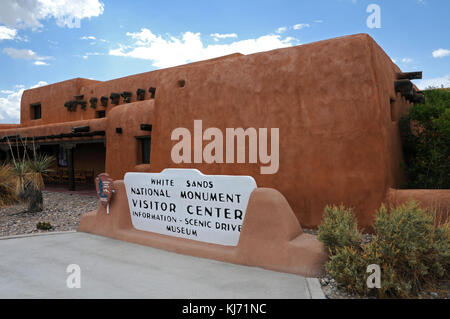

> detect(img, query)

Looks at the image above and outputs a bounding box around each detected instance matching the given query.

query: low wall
[78,181,328,277]
[387,188,450,223]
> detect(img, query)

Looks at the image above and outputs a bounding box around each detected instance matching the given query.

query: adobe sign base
[78,180,328,278]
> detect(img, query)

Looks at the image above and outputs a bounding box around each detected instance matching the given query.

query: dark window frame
[136,135,151,164]
[31,103,42,120]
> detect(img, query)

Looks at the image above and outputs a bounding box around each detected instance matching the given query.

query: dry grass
[0,163,18,207]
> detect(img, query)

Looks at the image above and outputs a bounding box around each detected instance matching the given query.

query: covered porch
[0,118,107,191]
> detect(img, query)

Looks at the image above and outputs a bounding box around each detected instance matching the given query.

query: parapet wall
[387,188,450,222]
[20,78,101,127]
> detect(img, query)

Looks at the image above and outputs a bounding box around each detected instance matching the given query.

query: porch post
[64,143,76,191]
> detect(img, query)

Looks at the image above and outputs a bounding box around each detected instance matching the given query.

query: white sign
[124,169,257,246]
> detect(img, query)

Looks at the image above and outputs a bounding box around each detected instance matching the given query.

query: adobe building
[1,33,448,231]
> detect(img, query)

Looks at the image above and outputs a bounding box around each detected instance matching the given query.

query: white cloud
[34,61,49,66]
[3,48,51,61]
[109,28,297,69]
[293,23,310,30]
[276,27,287,34]
[401,58,413,63]
[432,48,450,58]
[29,81,48,89]
[81,52,103,59]
[210,33,238,41]
[314,20,324,23]
[81,35,107,44]
[415,75,450,90]
[0,81,48,123]
[0,26,17,40]
[0,0,104,29]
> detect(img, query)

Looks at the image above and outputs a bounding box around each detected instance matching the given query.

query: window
[31,103,41,120]
[96,110,106,118]
[137,136,151,164]
[58,145,67,167]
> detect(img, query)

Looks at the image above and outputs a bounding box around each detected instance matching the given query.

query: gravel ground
[0,190,98,237]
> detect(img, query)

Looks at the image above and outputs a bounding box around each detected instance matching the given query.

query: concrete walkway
[0,232,324,299]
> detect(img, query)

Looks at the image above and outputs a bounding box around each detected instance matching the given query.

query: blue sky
[0,0,449,123]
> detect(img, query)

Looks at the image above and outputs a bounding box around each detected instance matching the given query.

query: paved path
[0,232,324,299]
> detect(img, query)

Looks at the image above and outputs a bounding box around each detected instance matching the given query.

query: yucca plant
[12,160,32,196]
[20,153,55,213]
[5,135,55,212]
[27,153,55,191]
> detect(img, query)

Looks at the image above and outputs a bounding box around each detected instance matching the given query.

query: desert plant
[4,136,54,212]
[11,159,32,196]
[20,153,54,213]
[19,182,44,213]
[36,222,52,230]
[317,205,362,254]
[27,153,54,190]
[320,200,449,298]
[400,88,450,189]
[0,163,18,207]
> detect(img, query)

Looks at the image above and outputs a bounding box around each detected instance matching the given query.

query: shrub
[318,205,361,254]
[400,88,450,189]
[0,164,18,207]
[320,200,449,298]
[36,222,52,230]
[325,246,368,295]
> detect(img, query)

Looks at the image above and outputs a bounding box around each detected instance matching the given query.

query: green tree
[400,88,450,189]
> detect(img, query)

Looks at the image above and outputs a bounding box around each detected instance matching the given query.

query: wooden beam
[396,71,422,80]
[404,91,415,101]
[100,96,108,107]
[110,93,120,105]
[395,79,413,92]
[66,146,75,191]
[149,87,156,99]
[72,126,90,133]
[412,92,426,104]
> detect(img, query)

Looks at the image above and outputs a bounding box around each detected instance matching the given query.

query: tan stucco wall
[146,34,411,228]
